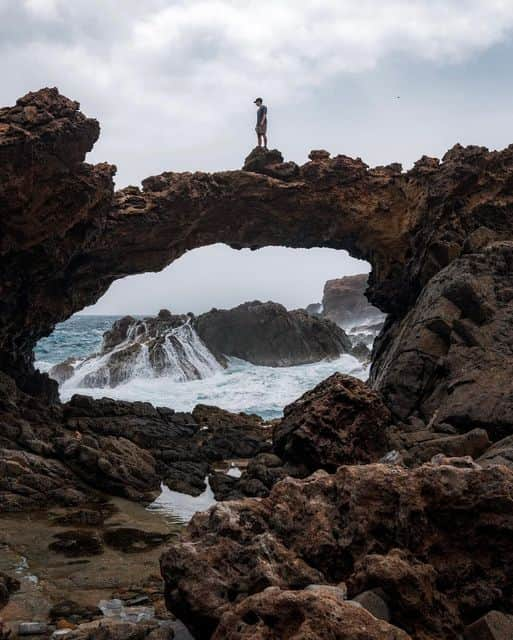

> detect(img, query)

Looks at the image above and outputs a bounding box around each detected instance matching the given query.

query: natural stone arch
[3,88,513,422]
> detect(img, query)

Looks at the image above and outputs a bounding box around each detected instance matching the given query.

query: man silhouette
[254,97,268,149]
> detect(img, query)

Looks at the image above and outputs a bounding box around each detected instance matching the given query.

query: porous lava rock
[274,373,392,470]
[161,463,513,639]
[212,587,411,640]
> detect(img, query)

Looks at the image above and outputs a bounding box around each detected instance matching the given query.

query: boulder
[212,587,411,640]
[405,428,490,464]
[464,611,513,640]
[161,463,513,639]
[371,244,513,435]
[322,274,384,327]
[195,301,352,367]
[274,373,391,470]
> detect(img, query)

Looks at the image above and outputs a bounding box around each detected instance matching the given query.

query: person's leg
[257,132,262,147]
[263,132,268,149]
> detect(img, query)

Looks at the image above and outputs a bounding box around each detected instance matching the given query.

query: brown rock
[212,587,411,640]
[371,244,513,435]
[161,463,513,639]
[274,373,392,470]
[406,428,490,463]
[464,610,513,640]
[195,301,351,367]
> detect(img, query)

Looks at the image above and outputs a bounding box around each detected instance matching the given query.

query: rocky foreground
[2,88,513,638]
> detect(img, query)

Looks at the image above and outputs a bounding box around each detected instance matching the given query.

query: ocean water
[35,315,368,420]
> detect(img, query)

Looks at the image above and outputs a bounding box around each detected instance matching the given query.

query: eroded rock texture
[3,88,513,639]
[162,463,513,639]
[0,370,271,509]
[3,88,513,429]
[212,587,411,640]
[0,88,115,394]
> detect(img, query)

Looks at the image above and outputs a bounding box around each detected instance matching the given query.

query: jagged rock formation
[3,88,513,639]
[208,373,392,501]
[371,243,513,429]
[63,311,225,389]
[0,88,115,396]
[212,588,411,640]
[0,370,270,509]
[195,301,352,366]
[322,274,384,327]
[161,462,513,640]
[273,373,391,470]
[4,89,513,430]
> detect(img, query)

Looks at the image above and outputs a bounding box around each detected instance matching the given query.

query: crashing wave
[60,315,224,389]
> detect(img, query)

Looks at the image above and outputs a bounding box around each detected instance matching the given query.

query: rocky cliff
[2,88,513,639]
[321,274,384,327]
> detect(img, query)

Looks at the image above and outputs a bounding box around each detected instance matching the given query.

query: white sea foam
[147,479,217,523]
[61,319,223,389]
[57,353,367,419]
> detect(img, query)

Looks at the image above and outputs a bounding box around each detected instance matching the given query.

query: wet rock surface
[0,372,271,509]
[195,301,352,366]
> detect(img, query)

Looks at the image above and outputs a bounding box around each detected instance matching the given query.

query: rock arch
[2,88,513,426]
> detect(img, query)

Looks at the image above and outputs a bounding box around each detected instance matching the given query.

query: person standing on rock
[254,97,268,149]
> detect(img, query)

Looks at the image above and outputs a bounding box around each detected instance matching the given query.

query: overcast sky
[3,0,513,314]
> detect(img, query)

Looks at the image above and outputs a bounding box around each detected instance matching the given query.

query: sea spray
[62,318,223,389]
[36,315,371,419]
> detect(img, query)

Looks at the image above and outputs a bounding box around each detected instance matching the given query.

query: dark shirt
[257,105,267,125]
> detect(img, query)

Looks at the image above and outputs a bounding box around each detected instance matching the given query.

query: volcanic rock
[242,147,299,179]
[274,373,392,470]
[195,301,351,366]
[212,587,411,640]
[371,244,513,434]
[161,463,513,638]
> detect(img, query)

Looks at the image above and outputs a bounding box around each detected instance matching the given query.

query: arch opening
[35,245,382,419]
